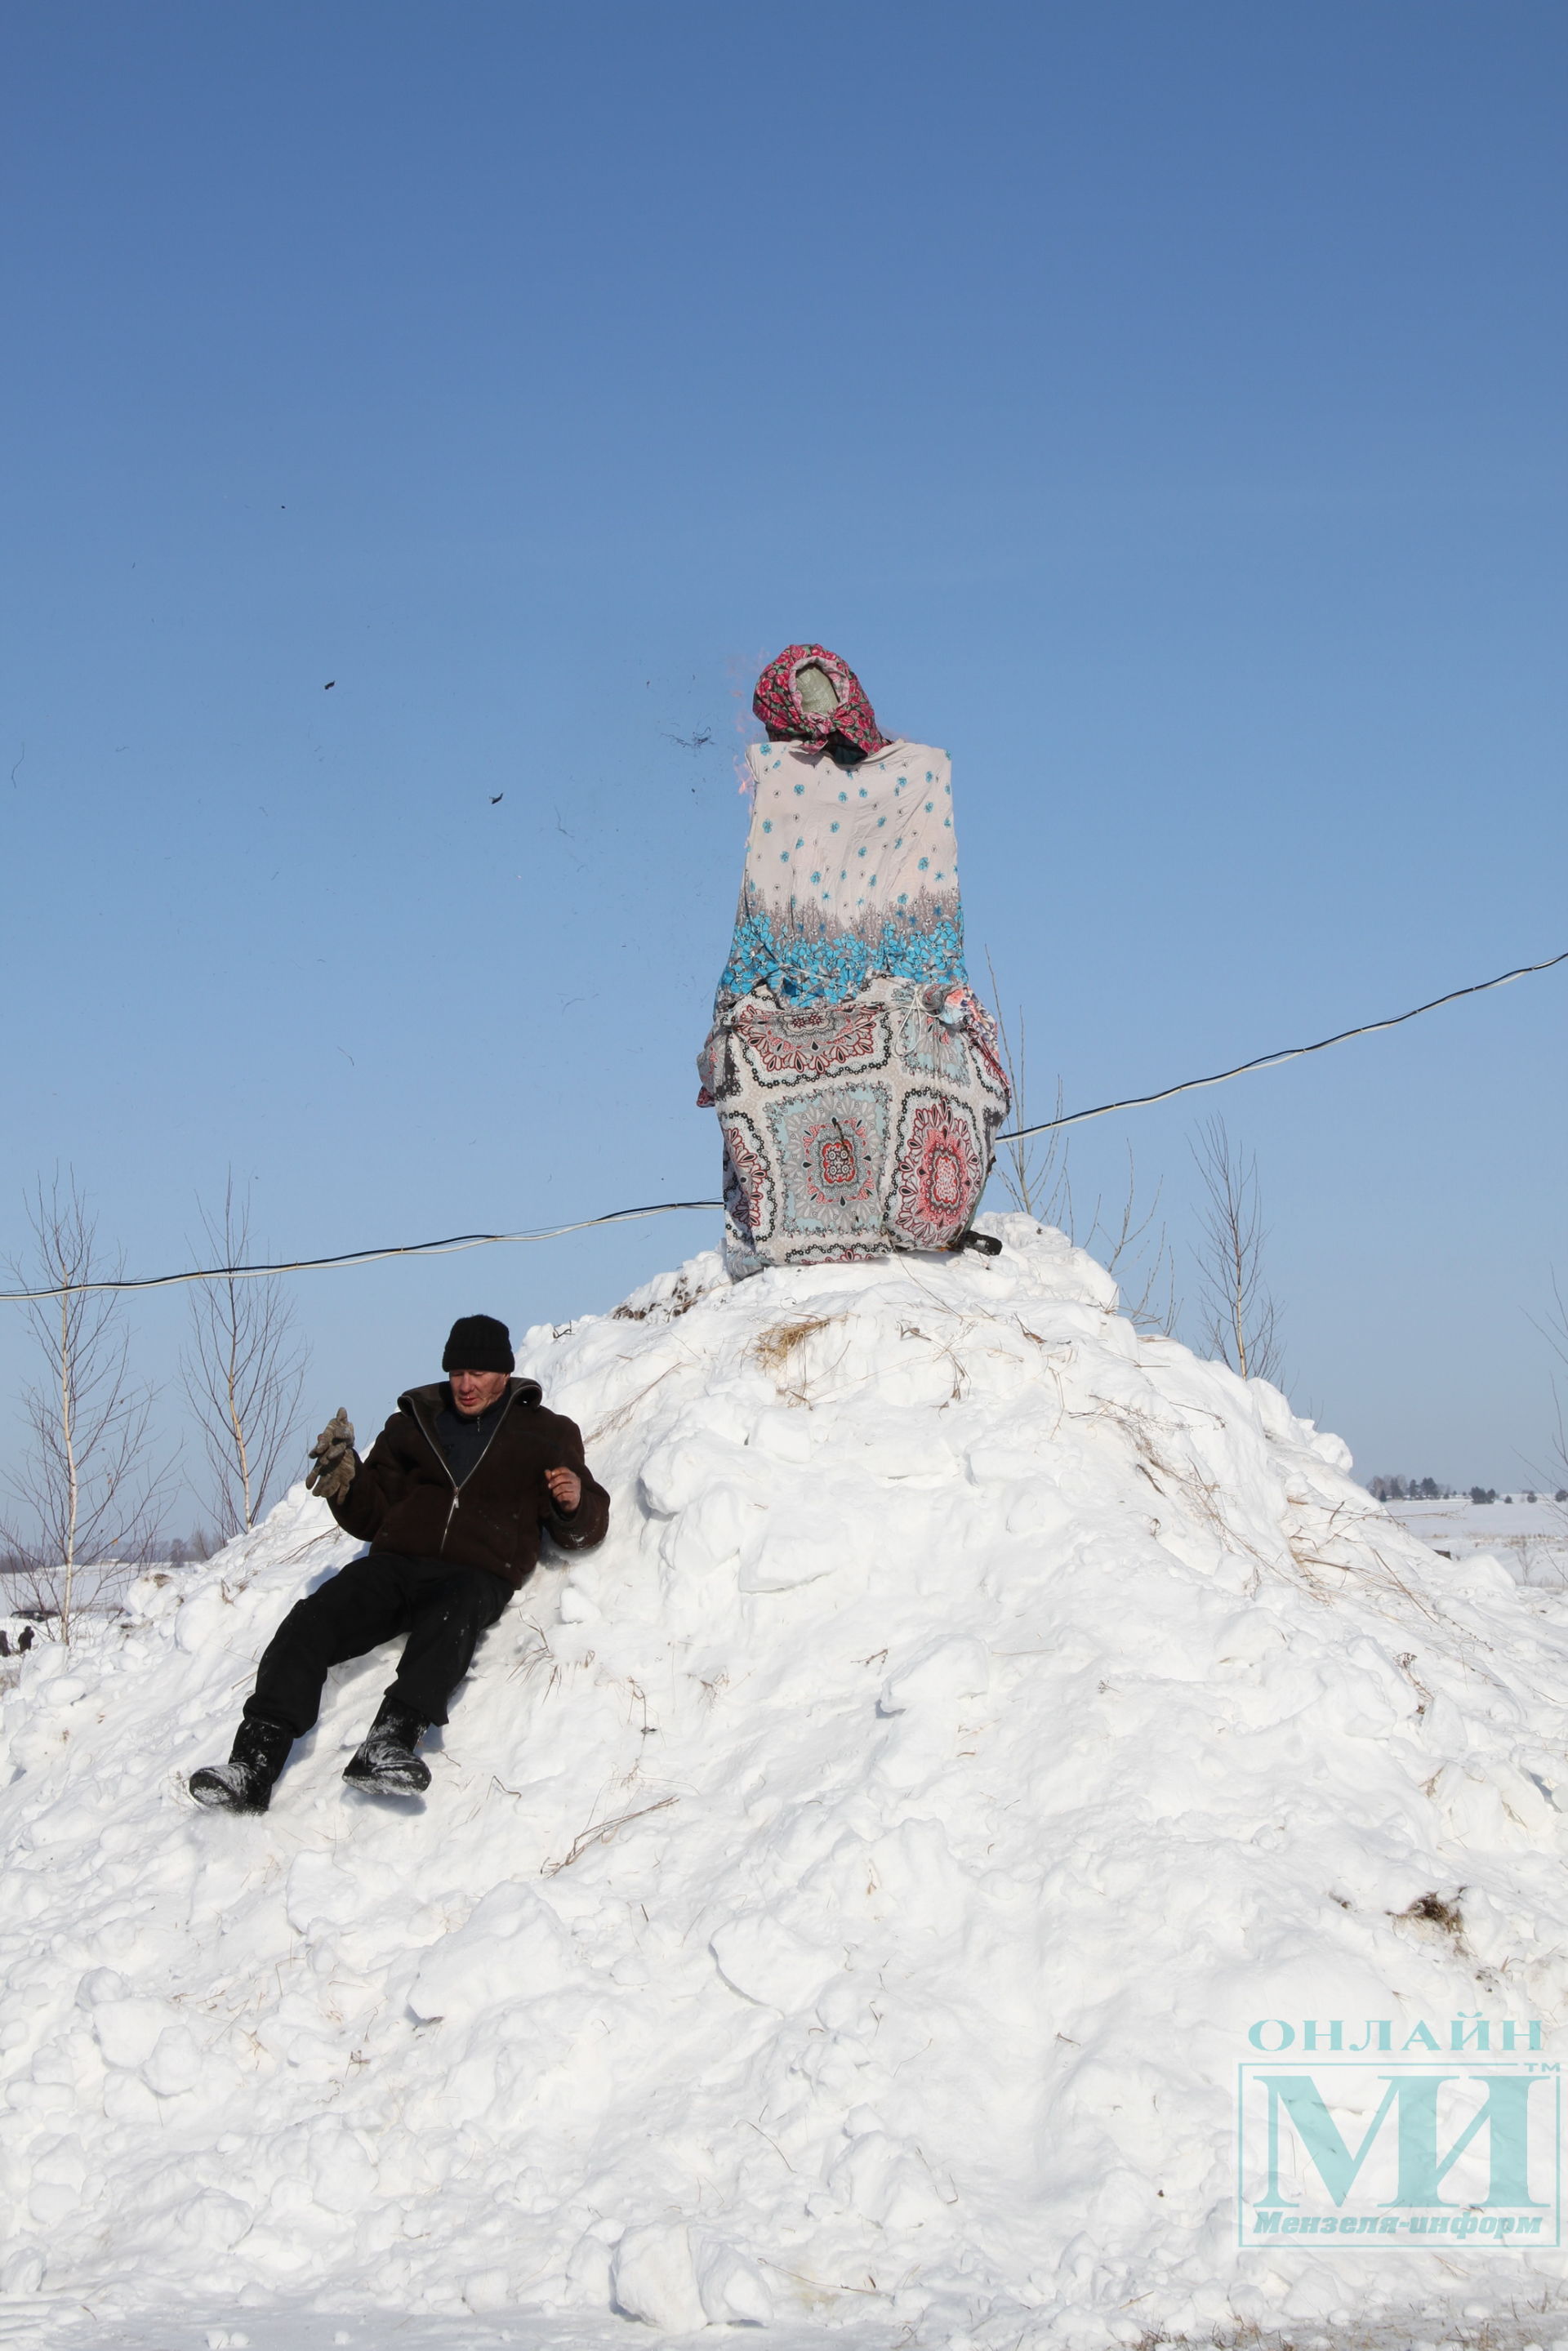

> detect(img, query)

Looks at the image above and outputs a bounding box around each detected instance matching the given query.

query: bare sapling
[985,954,1073,1229]
[1086,1147,1179,1336]
[985,955,1178,1332]
[181,1177,308,1540]
[1,1173,171,1639]
[1189,1115,1284,1384]
[1530,1274,1568,1527]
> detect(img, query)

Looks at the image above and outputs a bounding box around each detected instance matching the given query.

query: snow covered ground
[4,1218,1568,2350]
[1387,1499,1568,1592]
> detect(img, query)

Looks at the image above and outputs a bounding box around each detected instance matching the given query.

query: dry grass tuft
[750,1316,834,1374]
[1398,1888,1465,1939]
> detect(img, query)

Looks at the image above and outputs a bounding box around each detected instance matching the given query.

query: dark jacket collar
[399,1375,542,1419]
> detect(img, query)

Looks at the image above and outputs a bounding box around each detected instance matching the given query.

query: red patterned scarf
[751,643,892,759]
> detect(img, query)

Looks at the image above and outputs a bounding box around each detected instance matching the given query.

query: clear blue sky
[2,0,1563,1516]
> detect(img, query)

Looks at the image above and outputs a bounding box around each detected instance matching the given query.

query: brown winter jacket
[327,1378,609,1589]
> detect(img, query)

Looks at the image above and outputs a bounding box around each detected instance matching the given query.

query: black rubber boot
[343,1698,430,1797]
[189,1716,294,1814]
[952,1228,1002,1257]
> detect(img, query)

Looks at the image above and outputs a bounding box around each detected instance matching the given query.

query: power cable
[0,1202,728,1303]
[1,946,1561,1303]
[997,944,1568,1144]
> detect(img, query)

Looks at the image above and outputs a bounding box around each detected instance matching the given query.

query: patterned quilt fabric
[699,977,1011,1275]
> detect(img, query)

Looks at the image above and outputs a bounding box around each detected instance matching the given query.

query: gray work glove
[305,1408,357,1503]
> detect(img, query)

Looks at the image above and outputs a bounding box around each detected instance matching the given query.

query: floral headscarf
[752,643,892,759]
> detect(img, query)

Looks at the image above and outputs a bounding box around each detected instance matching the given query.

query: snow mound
[3,1216,1568,2344]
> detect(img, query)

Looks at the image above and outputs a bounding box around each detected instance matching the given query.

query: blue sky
[2,0,1563,1517]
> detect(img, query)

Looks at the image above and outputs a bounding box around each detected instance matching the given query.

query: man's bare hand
[305,1408,357,1503]
[545,1466,581,1516]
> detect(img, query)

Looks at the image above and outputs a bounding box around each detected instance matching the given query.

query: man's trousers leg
[385,1565,511,1726]
[244,1555,417,1740]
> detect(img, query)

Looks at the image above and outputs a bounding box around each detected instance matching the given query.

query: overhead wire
[0,945,1561,1303]
[998,943,1568,1143]
[0,1203,728,1303]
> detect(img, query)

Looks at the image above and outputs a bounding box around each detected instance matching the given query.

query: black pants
[243,1550,512,1739]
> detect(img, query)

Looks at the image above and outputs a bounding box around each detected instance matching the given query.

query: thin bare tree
[986,952,1075,1229]
[1189,1115,1284,1384]
[180,1178,308,1540]
[1,1173,171,1638]
[985,955,1178,1331]
[1085,1148,1179,1336]
[1529,1274,1568,1521]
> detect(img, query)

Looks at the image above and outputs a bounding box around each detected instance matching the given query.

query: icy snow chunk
[170,2190,252,2252]
[666,1476,754,1574]
[696,2235,773,2324]
[1430,1758,1556,1849]
[737,1491,841,1592]
[830,2128,953,2228]
[710,1912,839,2010]
[307,2124,378,2215]
[1442,1552,1517,1597]
[609,2220,707,2331]
[639,1424,747,1516]
[462,2267,510,2313]
[639,1400,761,1514]
[94,1997,176,2068]
[1212,1608,1290,1669]
[564,2228,615,2300]
[966,1440,1049,1484]
[0,2247,45,2295]
[985,1213,1118,1304]
[751,1405,813,1463]
[286,1850,367,1935]
[604,1249,728,1327]
[408,1881,581,2025]
[75,1966,128,2008]
[880,1636,991,1713]
[836,1413,956,1481]
[29,2136,86,2225]
[141,2023,204,2097]
[174,1586,240,1654]
[1004,1481,1073,1539]
[30,2181,77,2229]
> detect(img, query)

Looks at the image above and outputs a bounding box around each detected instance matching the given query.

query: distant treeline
[1369,1479,1568,1507]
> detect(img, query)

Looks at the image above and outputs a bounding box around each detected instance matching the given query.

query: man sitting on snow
[189,1313,609,1813]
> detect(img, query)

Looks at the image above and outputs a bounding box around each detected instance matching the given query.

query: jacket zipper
[408,1388,521,1559]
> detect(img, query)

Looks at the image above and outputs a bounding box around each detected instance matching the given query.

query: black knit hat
[442,1314,515,1374]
